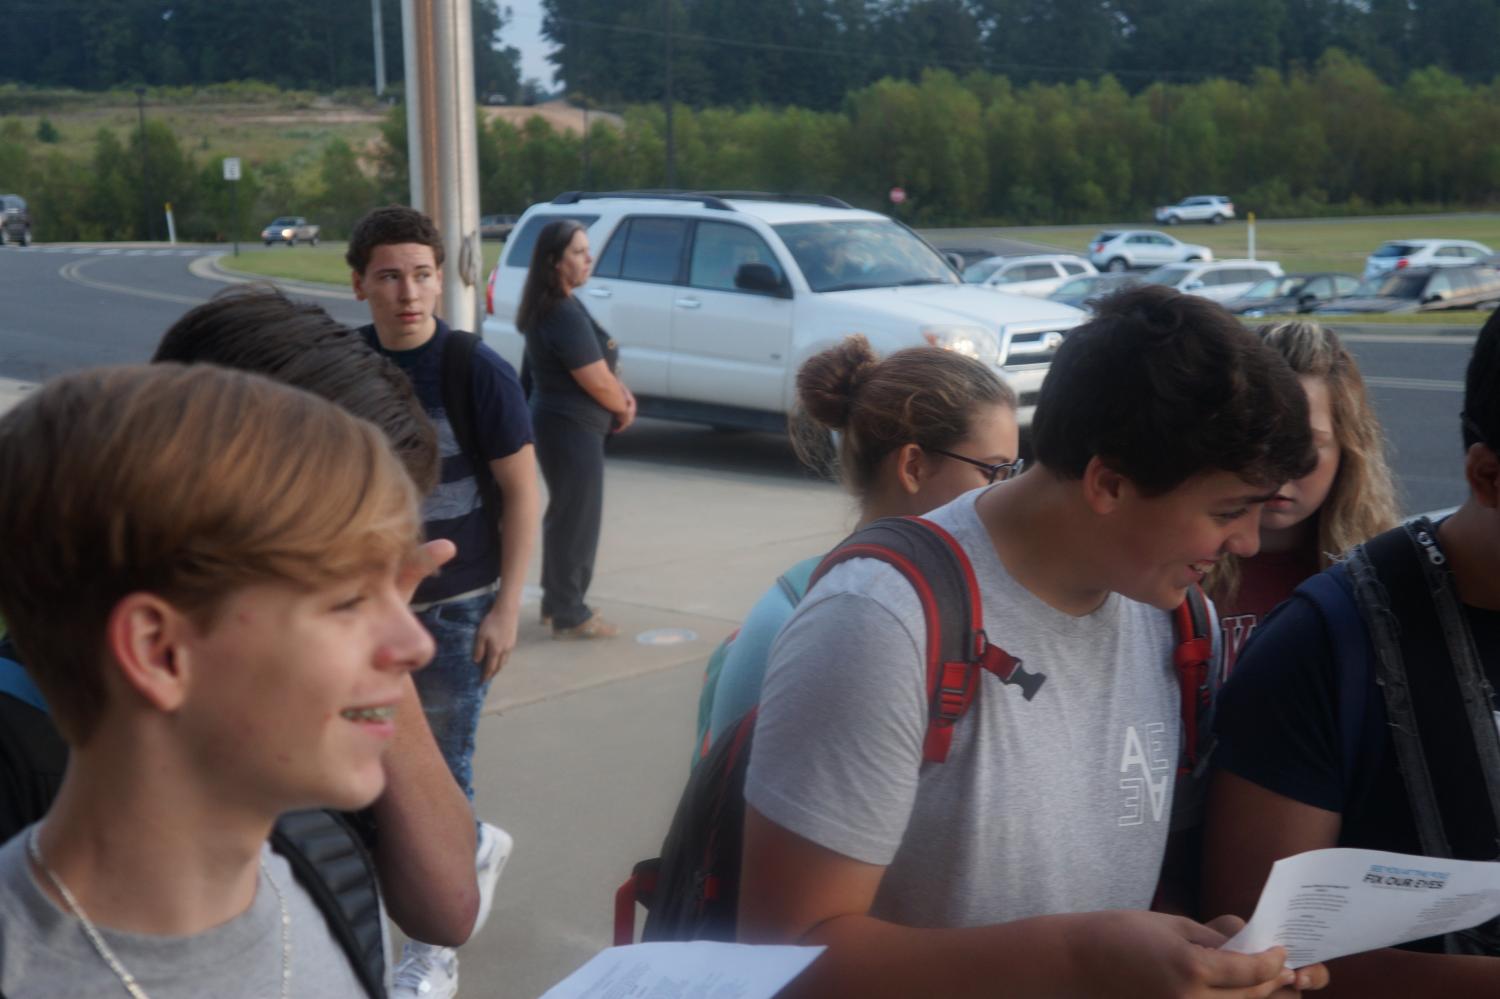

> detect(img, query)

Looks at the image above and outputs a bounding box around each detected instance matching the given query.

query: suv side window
[1436,245,1464,258]
[505,213,599,268]
[688,221,782,292]
[593,221,627,279]
[1061,261,1088,275]
[621,217,690,284]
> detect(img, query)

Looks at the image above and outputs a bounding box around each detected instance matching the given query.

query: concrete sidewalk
[462,436,848,998]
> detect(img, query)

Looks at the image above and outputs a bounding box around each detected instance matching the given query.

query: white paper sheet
[537,942,825,999]
[1222,847,1500,968]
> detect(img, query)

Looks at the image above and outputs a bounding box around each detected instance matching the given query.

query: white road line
[1365,375,1464,392]
[57,257,204,306]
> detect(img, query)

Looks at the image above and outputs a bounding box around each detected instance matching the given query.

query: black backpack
[1295,517,1500,956]
[613,516,1215,944]
[441,329,504,555]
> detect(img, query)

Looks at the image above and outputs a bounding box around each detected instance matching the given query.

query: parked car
[1154,195,1235,225]
[1362,238,1492,281]
[1088,230,1213,272]
[1144,260,1285,304]
[0,194,32,246]
[1225,272,1363,317]
[480,213,518,241]
[936,246,1001,271]
[1047,273,1141,311]
[484,191,1085,432]
[963,254,1097,297]
[259,216,320,246]
[1314,266,1500,315]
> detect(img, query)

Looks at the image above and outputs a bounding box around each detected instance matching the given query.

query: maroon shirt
[1217,547,1321,681]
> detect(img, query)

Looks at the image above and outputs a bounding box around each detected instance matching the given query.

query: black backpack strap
[440,330,503,553]
[271,810,386,999]
[810,516,1044,764]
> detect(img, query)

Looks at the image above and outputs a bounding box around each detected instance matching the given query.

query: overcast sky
[502,0,556,86]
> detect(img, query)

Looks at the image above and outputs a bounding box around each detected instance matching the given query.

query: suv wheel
[0,226,7,247]
[20,227,31,247]
[1105,257,1129,273]
[1165,214,1180,226]
[1210,214,1225,225]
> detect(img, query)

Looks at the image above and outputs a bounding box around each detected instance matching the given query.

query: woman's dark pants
[534,411,606,630]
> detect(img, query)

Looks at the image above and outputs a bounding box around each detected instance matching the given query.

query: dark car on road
[1046,272,1140,311]
[480,214,518,241]
[1313,266,1500,315]
[0,195,32,246]
[1226,272,1362,317]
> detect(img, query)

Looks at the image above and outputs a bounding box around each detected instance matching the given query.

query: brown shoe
[552,614,620,640]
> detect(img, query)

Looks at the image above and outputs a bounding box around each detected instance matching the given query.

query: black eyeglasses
[928,448,1026,483]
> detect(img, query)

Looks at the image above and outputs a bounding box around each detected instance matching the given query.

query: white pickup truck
[483,193,1084,432]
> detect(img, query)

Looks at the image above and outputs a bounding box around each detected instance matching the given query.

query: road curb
[193,254,356,302]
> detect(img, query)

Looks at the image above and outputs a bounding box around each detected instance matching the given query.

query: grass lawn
[221,240,505,286]
[979,215,1500,277]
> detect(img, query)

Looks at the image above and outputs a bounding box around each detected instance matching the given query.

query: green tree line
[2,0,520,103]
[545,0,1500,112]
[4,51,1499,241]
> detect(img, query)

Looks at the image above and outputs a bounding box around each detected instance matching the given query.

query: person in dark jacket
[517,219,636,639]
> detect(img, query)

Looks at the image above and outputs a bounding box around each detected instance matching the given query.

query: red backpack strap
[1172,584,1214,777]
[810,517,1045,764]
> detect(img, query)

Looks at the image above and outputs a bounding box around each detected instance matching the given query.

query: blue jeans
[413,589,495,802]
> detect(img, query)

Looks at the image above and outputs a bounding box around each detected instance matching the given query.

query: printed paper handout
[1222,847,1500,968]
[538,941,824,999]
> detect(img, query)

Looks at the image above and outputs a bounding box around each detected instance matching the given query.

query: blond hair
[0,364,421,743]
[1208,321,1399,601]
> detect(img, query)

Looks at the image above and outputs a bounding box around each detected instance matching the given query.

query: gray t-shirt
[745,489,1200,929]
[0,827,369,998]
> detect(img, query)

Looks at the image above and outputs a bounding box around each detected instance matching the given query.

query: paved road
[0,242,1486,995]
[0,241,1477,512]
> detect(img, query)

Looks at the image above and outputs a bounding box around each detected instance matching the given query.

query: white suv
[1144,260,1285,304]
[962,254,1097,297]
[1089,230,1213,272]
[484,192,1084,430]
[1361,239,1493,281]
[1154,195,1235,225]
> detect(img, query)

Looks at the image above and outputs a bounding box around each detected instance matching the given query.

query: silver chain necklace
[26,828,292,999]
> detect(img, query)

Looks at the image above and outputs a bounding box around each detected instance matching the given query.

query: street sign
[889,186,907,205]
[222,157,241,182]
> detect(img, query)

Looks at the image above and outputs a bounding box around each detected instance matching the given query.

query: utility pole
[135,87,152,241]
[403,0,483,330]
[663,0,676,188]
[372,0,387,97]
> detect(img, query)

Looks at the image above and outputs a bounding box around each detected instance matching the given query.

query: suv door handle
[585,288,612,299]
[674,297,701,309]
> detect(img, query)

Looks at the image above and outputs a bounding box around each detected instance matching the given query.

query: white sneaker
[471,822,513,941]
[391,941,458,999]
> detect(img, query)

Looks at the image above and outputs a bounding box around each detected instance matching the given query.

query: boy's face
[352,242,443,348]
[1109,469,1275,610]
[175,567,433,814]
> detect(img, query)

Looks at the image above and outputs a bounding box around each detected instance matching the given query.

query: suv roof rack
[696,191,853,210]
[550,190,854,211]
[551,190,736,210]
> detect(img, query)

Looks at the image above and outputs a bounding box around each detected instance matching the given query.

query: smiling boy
[740,286,1327,996]
[0,364,433,997]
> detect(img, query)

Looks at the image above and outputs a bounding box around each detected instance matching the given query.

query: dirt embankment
[482,100,622,135]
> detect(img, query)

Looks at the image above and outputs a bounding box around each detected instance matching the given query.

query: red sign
[889,186,907,205]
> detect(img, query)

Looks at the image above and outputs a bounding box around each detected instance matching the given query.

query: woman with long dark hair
[516,219,634,639]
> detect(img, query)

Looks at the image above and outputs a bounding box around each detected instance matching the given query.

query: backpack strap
[1172,585,1214,777]
[270,810,386,999]
[441,330,504,553]
[1292,567,1373,800]
[809,516,1044,765]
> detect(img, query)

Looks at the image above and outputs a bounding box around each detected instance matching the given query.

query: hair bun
[795,335,879,430]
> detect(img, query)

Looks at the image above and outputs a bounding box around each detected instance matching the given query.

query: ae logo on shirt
[1118,723,1171,826]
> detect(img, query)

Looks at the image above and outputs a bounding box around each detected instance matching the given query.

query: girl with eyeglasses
[694,335,1020,760]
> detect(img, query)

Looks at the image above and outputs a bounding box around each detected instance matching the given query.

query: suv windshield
[775,220,957,292]
[962,259,1004,283]
[1242,277,1301,301]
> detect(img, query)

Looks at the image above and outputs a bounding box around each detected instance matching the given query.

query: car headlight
[921,324,999,365]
